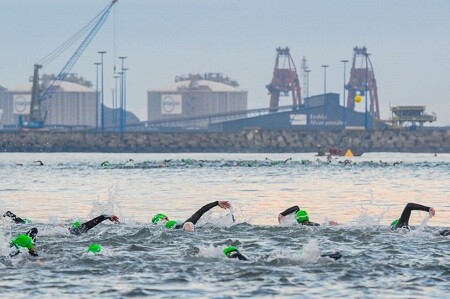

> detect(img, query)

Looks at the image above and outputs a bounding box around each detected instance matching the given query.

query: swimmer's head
[296,210,309,223]
[223,246,238,257]
[152,213,168,224]
[87,243,102,253]
[183,222,194,232]
[390,219,399,229]
[165,220,178,229]
[72,221,81,229]
[10,234,34,250]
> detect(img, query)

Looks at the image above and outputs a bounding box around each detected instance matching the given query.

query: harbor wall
[0,129,449,153]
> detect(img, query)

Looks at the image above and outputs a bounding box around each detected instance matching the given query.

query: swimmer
[278,206,339,226]
[223,246,248,261]
[152,201,233,232]
[3,211,31,224]
[10,227,39,257]
[390,202,449,236]
[69,214,120,235]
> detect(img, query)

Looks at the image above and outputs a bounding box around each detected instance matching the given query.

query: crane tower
[345,46,380,119]
[266,47,302,109]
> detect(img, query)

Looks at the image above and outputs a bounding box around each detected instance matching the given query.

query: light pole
[341,59,349,128]
[321,65,329,127]
[305,69,311,99]
[364,54,371,130]
[98,51,107,132]
[113,74,119,129]
[94,62,101,131]
[118,56,127,132]
[123,67,129,132]
[305,69,311,129]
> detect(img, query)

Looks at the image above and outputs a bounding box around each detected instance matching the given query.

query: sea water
[0,152,449,297]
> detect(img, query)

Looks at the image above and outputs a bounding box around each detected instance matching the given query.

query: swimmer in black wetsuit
[278,206,339,226]
[10,227,39,257]
[390,202,449,236]
[3,211,31,224]
[152,201,233,232]
[69,214,120,235]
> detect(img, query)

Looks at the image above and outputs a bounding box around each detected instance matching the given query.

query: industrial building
[147,73,247,122]
[0,81,97,128]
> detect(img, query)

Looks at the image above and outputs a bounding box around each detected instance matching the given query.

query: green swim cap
[23,218,32,224]
[87,243,102,253]
[165,220,178,229]
[223,246,238,257]
[10,234,34,250]
[296,210,309,223]
[151,213,167,224]
[72,221,81,229]
[390,219,399,229]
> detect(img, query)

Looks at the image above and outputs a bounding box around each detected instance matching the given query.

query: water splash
[197,244,225,259]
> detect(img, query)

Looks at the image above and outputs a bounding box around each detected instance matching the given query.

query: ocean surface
[0,152,449,298]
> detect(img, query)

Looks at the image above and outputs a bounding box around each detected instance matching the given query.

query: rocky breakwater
[0,129,448,153]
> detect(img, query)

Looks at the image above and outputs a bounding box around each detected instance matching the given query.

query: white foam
[197,244,226,259]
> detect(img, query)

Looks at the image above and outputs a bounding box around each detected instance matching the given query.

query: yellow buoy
[345,149,354,157]
[354,95,362,103]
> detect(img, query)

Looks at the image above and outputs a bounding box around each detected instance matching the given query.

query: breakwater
[0,129,449,153]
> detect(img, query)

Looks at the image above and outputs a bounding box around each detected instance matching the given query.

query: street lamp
[118,56,127,132]
[341,59,349,128]
[321,65,329,127]
[305,69,311,129]
[94,62,101,131]
[113,74,119,129]
[123,67,129,132]
[98,51,107,132]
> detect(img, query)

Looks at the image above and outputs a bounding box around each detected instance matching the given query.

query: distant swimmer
[223,246,248,261]
[3,211,31,224]
[390,202,449,236]
[69,214,120,235]
[34,160,44,166]
[151,201,233,232]
[101,161,110,167]
[278,206,339,226]
[10,227,39,257]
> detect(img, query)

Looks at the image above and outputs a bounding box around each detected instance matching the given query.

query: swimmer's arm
[278,206,300,223]
[78,214,120,232]
[397,203,435,228]
[3,211,26,224]
[184,201,230,225]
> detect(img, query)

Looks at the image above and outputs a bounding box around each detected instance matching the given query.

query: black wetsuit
[174,201,231,229]
[10,227,39,257]
[228,250,248,261]
[393,203,449,236]
[3,211,27,224]
[279,206,320,226]
[69,214,112,235]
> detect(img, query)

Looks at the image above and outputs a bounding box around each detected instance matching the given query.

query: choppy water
[0,152,449,298]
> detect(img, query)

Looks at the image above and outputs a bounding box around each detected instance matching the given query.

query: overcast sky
[1,0,449,125]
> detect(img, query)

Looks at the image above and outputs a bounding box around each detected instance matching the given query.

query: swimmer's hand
[329,220,339,226]
[108,215,120,223]
[218,201,231,209]
[429,207,436,218]
[278,214,284,224]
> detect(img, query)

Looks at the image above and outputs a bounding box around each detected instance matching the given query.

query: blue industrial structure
[127,93,372,132]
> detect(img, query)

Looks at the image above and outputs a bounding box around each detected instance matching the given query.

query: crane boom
[25,0,118,129]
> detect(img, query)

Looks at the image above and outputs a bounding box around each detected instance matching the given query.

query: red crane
[345,46,380,119]
[266,47,302,109]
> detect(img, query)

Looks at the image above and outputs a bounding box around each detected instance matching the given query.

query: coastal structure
[147,73,247,123]
[0,80,97,127]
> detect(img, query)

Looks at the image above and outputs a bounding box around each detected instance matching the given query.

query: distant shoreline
[0,129,448,153]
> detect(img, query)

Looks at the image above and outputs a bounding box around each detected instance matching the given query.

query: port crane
[345,46,380,119]
[266,47,302,109]
[23,0,118,129]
